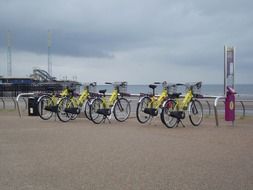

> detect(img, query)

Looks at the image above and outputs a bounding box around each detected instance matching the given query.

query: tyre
[90,98,104,124]
[136,96,151,124]
[161,99,177,128]
[189,99,203,126]
[84,99,92,120]
[57,97,73,122]
[113,98,131,122]
[37,95,53,120]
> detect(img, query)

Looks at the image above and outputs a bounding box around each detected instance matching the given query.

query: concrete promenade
[0,110,253,190]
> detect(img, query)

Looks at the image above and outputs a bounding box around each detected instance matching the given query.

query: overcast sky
[0,0,252,84]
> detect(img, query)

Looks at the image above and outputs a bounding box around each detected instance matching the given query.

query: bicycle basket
[114,82,127,93]
[83,83,97,93]
[185,82,202,95]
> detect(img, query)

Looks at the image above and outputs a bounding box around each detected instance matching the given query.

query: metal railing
[0,97,17,110]
[16,93,35,117]
[1,93,252,125]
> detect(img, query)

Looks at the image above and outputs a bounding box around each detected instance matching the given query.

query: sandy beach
[0,110,253,190]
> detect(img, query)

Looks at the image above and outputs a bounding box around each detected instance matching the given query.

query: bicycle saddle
[149,84,157,89]
[99,89,107,94]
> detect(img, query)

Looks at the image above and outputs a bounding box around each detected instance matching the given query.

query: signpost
[224,46,236,126]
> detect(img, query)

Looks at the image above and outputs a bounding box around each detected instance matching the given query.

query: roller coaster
[30,69,56,82]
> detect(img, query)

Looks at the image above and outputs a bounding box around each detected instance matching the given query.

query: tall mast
[48,30,52,76]
[7,30,12,77]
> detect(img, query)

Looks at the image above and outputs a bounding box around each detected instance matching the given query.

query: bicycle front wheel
[188,99,203,126]
[136,96,151,124]
[113,98,131,122]
[161,99,177,128]
[37,95,54,120]
[90,98,104,124]
[57,97,72,122]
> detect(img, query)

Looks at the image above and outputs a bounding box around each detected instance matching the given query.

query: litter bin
[225,87,236,121]
[28,97,39,116]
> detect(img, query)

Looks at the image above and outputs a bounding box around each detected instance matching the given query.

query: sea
[96,84,253,98]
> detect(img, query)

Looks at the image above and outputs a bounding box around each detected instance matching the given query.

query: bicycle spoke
[189,99,203,126]
[136,97,151,124]
[114,98,131,122]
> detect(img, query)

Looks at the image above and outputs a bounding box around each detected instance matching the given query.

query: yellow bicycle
[136,81,172,124]
[161,82,203,128]
[57,82,97,122]
[89,82,131,124]
[37,87,71,120]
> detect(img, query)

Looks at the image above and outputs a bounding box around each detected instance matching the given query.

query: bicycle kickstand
[102,115,111,124]
[148,116,153,125]
[176,119,186,128]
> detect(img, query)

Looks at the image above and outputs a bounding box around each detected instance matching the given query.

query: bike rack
[1,92,251,126]
[16,93,35,117]
[213,96,226,127]
[0,97,17,109]
[205,100,211,117]
[0,97,5,109]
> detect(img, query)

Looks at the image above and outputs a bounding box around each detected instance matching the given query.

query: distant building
[0,69,80,97]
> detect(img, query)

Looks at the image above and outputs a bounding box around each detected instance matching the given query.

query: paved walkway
[0,112,253,190]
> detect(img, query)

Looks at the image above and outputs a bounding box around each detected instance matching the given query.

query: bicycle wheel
[57,97,73,122]
[84,99,92,120]
[161,99,178,128]
[37,95,54,120]
[188,99,203,126]
[113,97,131,122]
[136,96,151,123]
[90,98,104,124]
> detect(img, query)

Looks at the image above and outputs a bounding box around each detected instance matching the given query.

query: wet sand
[0,111,253,190]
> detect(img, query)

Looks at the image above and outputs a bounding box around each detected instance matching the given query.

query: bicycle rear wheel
[90,98,104,124]
[113,98,131,122]
[136,96,151,124]
[84,99,92,120]
[161,99,177,128]
[189,99,203,126]
[57,97,72,122]
[37,95,54,120]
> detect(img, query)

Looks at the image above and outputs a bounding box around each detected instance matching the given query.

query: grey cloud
[0,0,253,83]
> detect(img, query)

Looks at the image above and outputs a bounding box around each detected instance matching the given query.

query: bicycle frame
[70,89,90,107]
[138,87,168,109]
[177,89,193,110]
[37,87,70,106]
[101,88,119,109]
[150,88,168,109]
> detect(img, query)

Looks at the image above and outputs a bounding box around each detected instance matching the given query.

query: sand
[0,110,253,190]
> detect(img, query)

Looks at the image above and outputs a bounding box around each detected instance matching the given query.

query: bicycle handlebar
[105,82,127,86]
[90,82,97,87]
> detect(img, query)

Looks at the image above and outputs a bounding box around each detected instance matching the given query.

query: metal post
[7,30,12,77]
[48,30,52,76]
[224,46,227,96]
[214,96,225,127]
[16,93,35,117]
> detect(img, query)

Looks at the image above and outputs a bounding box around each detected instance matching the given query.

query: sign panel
[224,46,235,94]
